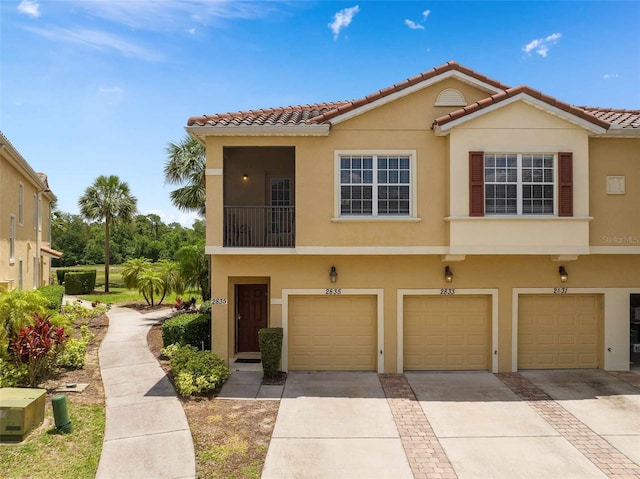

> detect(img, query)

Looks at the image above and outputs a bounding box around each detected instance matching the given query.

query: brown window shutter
[469,151,484,216]
[558,152,573,217]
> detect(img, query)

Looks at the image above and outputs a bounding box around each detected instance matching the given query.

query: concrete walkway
[95,305,196,479]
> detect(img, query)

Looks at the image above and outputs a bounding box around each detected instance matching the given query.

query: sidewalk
[95,304,196,479]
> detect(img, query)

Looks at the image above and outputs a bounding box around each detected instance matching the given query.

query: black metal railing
[224,206,295,247]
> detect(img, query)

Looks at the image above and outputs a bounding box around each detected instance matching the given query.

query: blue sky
[1,0,639,226]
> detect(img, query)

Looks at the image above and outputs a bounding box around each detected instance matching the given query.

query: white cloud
[523,32,562,57]
[99,86,123,94]
[405,19,424,30]
[187,28,196,35]
[329,5,360,40]
[603,73,619,80]
[65,0,278,32]
[422,10,431,20]
[17,0,40,18]
[24,26,164,62]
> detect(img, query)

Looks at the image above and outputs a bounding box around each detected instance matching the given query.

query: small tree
[79,175,137,292]
[175,244,210,301]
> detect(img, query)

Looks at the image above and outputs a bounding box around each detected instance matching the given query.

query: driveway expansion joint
[496,372,640,479]
[380,374,458,479]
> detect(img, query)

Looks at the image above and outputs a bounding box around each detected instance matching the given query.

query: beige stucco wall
[447,101,591,254]
[0,152,54,289]
[589,138,640,247]
[210,254,640,373]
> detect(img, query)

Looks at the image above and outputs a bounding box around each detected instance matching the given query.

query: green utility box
[0,388,47,442]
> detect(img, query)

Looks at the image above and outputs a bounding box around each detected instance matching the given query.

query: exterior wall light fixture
[242,173,249,181]
[445,265,453,283]
[329,266,338,283]
[559,266,568,283]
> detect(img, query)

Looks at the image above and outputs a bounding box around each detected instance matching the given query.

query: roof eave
[434,94,608,136]
[594,126,640,138]
[326,70,507,126]
[186,124,330,138]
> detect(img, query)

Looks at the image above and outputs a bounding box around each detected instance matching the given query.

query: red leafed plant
[9,313,67,387]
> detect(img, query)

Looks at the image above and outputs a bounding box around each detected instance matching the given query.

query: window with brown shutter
[469,151,484,216]
[558,152,573,217]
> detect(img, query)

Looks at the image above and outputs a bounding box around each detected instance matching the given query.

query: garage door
[288,295,377,370]
[518,294,601,369]
[403,295,491,370]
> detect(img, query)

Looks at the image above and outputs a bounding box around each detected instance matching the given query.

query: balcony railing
[224,206,295,247]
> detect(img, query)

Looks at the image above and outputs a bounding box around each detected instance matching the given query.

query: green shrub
[56,338,88,369]
[61,301,109,325]
[37,285,65,312]
[0,358,28,387]
[258,327,283,379]
[0,289,48,356]
[56,326,93,369]
[64,271,97,295]
[167,344,230,396]
[162,313,211,349]
[56,268,83,285]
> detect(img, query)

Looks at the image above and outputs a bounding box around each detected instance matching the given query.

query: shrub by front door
[236,284,268,353]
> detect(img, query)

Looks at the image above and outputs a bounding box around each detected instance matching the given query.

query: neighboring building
[0,132,61,292]
[187,61,640,374]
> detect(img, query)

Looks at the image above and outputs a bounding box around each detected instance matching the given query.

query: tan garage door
[288,295,377,371]
[404,295,491,370]
[518,294,601,369]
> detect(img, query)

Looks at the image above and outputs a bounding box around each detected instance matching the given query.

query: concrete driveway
[262,370,640,479]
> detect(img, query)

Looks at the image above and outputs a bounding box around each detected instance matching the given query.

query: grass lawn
[0,405,105,479]
[53,265,199,307]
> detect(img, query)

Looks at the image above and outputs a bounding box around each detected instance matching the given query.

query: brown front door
[236,284,268,352]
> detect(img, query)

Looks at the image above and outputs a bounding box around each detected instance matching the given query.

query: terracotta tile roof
[432,85,611,130]
[187,61,635,133]
[187,61,510,128]
[41,245,63,258]
[579,108,640,129]
[306,61,511,125]
[187,101,351,127]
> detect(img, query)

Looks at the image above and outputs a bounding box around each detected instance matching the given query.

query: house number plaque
[440,289,455,295]
[553,288,568,294]
[211,298,228,304]
[325,288,342,295]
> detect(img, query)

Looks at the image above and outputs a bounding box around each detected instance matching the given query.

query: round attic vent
[435,88,467,107]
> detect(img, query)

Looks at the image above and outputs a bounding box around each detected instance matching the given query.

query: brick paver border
[379,374,458,479]
[497,372,640,479]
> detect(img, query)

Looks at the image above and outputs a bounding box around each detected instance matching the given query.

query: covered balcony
[223,146,295,248]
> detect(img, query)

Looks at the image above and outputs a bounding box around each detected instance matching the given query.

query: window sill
[445,216,593,222]
[331,216,422,223]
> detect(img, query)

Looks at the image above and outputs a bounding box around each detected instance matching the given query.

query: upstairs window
[339,154,412,216]
[484,153,554,215]
[9,215,15,262]
[18,184,24,225]
[470,151,573,217]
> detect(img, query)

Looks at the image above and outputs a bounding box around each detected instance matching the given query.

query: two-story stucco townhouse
[0,132,61,292]
[186,61,640,374]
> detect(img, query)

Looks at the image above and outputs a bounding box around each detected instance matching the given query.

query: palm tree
[79,175,137,293]
[175,244,210,301]
[164,135,206,216]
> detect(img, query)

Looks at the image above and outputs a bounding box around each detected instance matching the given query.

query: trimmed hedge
[163,344,230,396]
[56,268,81,285]
[258,327,283,379]
[37,285,65,312]
[64,271,96,295]
[162,313,211,350]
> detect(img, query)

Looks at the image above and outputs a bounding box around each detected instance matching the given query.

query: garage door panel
[404,295,491,371]
[289,295,376,371]
[518,294,600,370]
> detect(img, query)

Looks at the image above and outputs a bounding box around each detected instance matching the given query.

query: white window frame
[484,153,557,216]
[18,183,24,226]
[334,150,418,220]
[9,215,16,264]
